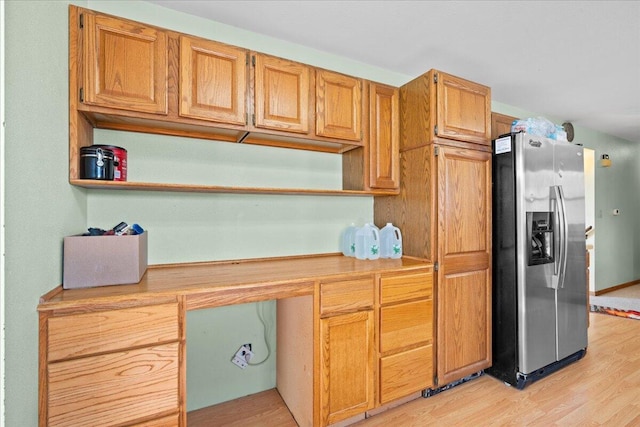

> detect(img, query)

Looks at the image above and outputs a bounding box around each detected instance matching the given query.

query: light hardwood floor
[190,313,640,426]
[354,312,640,426]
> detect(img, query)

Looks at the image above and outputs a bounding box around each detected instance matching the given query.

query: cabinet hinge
[433,73,438,84]
[79,13,84,29]
[79,87,84,103]
[252,114,255,126]
[245,52,249,66]
[434,125,438,136]
[434,146,439,156]
[252,55,256,67]
[434,262,439,271]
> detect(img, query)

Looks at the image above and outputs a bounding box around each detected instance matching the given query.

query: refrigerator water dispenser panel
[527,211,554,266]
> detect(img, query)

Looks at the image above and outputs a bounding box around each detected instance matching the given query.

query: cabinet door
[436,145,492,385]
[316,70,362,142]
[179,36,247,125]
[435,71,490,145]
[368,83,399,189]
[491,112,518,140]
[253,53,310,133]
[82,11,168,114]
[320,310,375,425]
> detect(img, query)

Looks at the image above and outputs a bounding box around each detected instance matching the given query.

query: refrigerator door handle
[552,185,569,289]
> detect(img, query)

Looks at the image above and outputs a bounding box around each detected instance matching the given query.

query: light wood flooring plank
[187,389,297,427]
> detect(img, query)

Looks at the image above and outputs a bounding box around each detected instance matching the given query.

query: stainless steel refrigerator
[487,131,588,389]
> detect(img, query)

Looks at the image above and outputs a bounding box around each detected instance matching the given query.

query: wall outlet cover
[231,344,254,369]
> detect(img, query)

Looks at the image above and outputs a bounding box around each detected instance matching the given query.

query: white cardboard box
[63,231,148,289]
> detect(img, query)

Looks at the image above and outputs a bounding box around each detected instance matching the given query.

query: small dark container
[92,145,127,181]
[80,146,114,180]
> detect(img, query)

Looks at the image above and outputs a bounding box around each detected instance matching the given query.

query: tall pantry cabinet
[374,69,492,387]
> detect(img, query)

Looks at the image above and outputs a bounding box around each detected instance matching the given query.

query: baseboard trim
[594,279,640,296]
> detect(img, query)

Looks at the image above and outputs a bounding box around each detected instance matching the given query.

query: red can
[93,145,127,181]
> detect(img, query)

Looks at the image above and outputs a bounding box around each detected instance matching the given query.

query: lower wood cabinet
[39,301,184,427]
[378,269,434,404]
[320,310,375,424]
[319,276,375,425]
[278,267,434,426]
[39,256,433,427]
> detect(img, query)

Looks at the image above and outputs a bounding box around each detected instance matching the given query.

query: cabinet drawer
[320,277,374,315]
[379,345,433,404]
[380,299,432,353]
[47,343,180,427]
[380,271,432,305]
[47,303,179,361]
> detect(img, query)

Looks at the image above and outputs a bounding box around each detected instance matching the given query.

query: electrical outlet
[231,344,253,369]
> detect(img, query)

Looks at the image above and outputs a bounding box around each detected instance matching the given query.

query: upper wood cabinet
[400,69,491,150]
[368,83,399,189]
[342,82,399,193]
[81,10,168,115]
[252,53,311,134]
[70,6,401,196]
[179,36,247,125]
[491,112,518,140]
[436,72,491,144]
[316,70,363,142]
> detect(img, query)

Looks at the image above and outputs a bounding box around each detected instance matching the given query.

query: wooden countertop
[39,253,431,312]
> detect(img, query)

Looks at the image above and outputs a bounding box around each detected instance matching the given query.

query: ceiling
[146,1,640,143]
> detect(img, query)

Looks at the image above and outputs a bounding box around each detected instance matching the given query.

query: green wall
[3,1,639,424]
[2,0,404,422]
[5,2,88,426]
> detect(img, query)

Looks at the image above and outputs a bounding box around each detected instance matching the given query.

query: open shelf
[70,179,398,196]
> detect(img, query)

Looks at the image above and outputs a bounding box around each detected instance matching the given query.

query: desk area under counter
[38,254,434,427]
